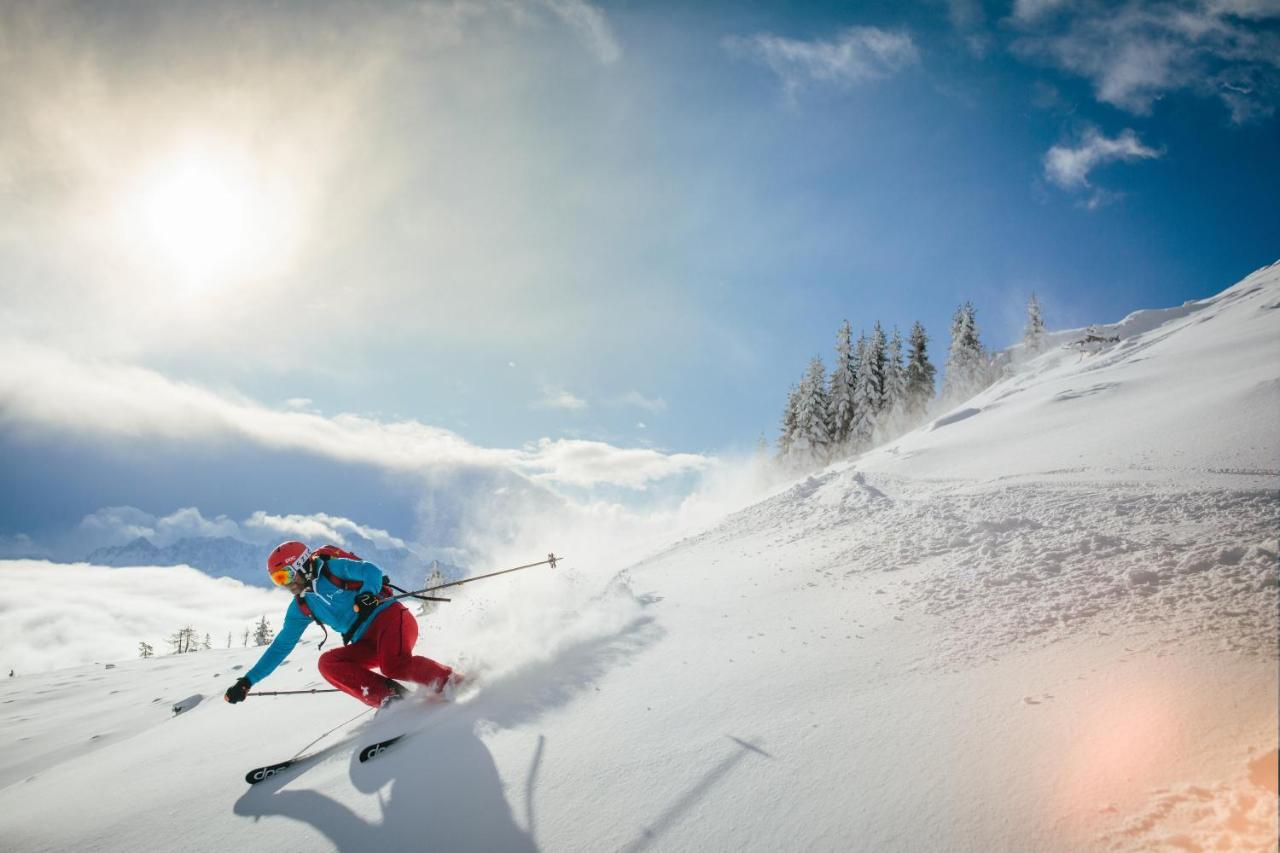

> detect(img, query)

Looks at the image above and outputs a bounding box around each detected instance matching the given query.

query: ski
[245,758,305,784]
[358,734,404,762]
[243,734,357,784]
[243,706,374,785]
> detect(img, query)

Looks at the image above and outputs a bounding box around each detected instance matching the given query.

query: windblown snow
[2,263,1277,852]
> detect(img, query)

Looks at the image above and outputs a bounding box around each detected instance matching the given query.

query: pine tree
[878,326,908,440]
[253,615,274,647]
[777,383,801,461]
[904,321,936,424]
[1023,293,1045,355]
[827,320,858,454]
[138,641,154,659]
[792,357,832,464]
[942,302,989,407]
[851,329,884,449]
[869,322,888,413]
[202,633,212,650]
[242,627,250,647]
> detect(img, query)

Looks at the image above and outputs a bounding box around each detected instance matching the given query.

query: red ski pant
[317,602,451,708]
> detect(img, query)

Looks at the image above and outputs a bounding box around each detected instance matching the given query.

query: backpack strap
[320,563,364,591]
[295,593,331,651]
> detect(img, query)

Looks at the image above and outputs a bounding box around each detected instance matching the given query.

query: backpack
[296,545,395,650]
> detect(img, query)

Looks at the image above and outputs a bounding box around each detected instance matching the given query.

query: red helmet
[266,541,312,587]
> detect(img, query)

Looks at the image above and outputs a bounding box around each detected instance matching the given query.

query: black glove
[353,591,378,614]
[224,676,252,704]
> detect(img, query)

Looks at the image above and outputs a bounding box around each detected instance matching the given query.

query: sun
[118,142,300,290]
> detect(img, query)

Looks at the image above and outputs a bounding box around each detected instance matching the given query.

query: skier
[224,541,460,709]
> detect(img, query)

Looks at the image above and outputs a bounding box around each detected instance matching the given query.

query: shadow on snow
[234,611,663,851]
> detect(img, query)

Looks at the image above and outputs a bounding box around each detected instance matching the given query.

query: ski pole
[250,688,342,697]
[387,553,561,603]
[385,583,451,604]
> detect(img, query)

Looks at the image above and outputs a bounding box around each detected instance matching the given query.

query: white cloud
[520,438,712,489]
[725,26,920,95]
[77,506,158,547]
[0,341,709,491]
[535,386,589,411]
[72,505,403,555]
[1043,128,1162,193]
[1012,1,1280,120]
[154,507,240,543]
[242,511,408,551]
[540,0,621,64]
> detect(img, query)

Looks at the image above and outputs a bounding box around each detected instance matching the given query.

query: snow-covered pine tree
[827,320,858,455]
[253,615,274,647]
[242,627,250,647]
[869,322,888,411]
[877,325,908,441]
[793,357,833,464]
[850,331,879,450]
[1023,292,1045,355]
[203,633,211,650]
[138,641,154,659]
[777,383,801,462]
[904,321,936,424]
[941,302,988,407]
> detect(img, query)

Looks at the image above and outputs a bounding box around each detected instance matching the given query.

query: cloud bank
[0,560,285,674]
[73,505,410,556]
[0,342,712,492]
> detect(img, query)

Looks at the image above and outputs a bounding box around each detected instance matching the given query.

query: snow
[2,263,1277,851]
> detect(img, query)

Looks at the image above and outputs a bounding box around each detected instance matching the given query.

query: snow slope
[2,263,1277,852]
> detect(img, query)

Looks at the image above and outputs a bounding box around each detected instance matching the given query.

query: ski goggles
[269,548,312,587]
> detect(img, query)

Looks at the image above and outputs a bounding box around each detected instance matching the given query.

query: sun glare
[118,143,300,290]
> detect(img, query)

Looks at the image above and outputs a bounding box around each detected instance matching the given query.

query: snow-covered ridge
[1018,258,1280,355]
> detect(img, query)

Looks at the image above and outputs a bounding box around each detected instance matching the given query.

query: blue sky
[1,0,1276,563]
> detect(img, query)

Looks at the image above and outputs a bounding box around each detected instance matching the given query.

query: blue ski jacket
[246,557,395,685]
